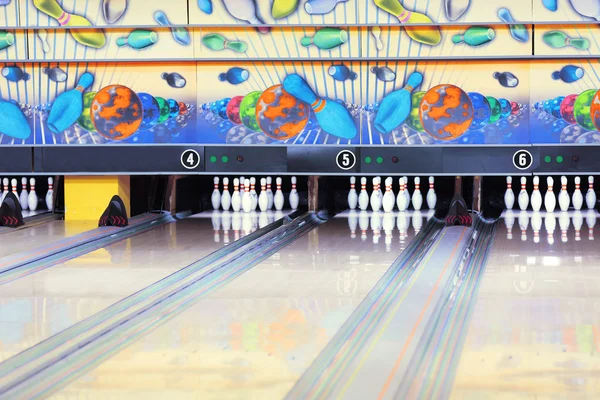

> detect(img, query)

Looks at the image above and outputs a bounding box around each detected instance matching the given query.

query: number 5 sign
[336,150,357,170]
[513,150,533,170]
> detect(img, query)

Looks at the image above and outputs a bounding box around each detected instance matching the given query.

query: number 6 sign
[513,150,533,170]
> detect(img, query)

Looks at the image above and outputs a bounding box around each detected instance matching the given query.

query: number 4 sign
[181,149,201,170]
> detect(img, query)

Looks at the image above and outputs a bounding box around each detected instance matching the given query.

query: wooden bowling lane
[0,213,261,363]
[50,213,422,399]
[0,219,95,259]
[449,211,600,399]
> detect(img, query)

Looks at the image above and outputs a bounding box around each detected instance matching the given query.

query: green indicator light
[544,156,551,163]
[221,155,229,163]
[556,155,564,163]
[365,156,372,164]
[376,156,383,164]
[210,156,217,163]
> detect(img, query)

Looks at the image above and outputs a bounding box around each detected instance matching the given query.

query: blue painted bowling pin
[374,71,423,134]
[47,72,94,133]
[542,0,557,11]
[305,0,348,14]
[283,73,357,139]
[497,8,529,43]
[218,67,249,85]
[198,0,213,14]
[153,11,191,46]
[328,65,357,81]
[551,65,584,83]
[0,98,31,139]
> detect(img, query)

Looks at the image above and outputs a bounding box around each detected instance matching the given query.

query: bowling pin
[222,0,270,33]
[504,176,515,209]
[370,177,382,211]
[116,30,158,49]
[45,177,54,211]
[250,177,258,211]
[373,0,441,45]
[305,0,348,14]
[412,177,423,210]
[403,176,411,206]
[586,209,596,240]
[301,27,348,50]
[552,65,584,83]
[445,0,470,20]
[573,210,583,241]
[375,71,423,134]
[545,213,556,245]
[0,98,31,140]
[358,177,369,211]
[531,176,542,211]
[543,31,589,50]
[558,176,570,211]
[242,178,252,213]
[19,177,28,210]
[573,176,584,210]
[32,0,106,48]
[211,177,221,210]
[103,0,128,24]
[1,178,8,202]
[266,177,274,209]
[559,211,570,243]
[28,178,38,211]
[274,177,284,211]
[259,178,269,212]
[231,178,241,212]
[544,177,556,213]
[37,29,51,53]
[426,176,437,210]
[348,176,358,210]
[497,8,529,43]
[383,177,395,213]
[47,72,94,133]
[240,176,245,193]
[289,176,299,210]
[10,178,17,196]
[397,177,408,211]
[586,176,596,209]
[371,26,384,51]
[221,177,231,211]
[505,209,514,239]
[271,0,299,19]
[283,74,357,139]
[452,27,495,47]
[518,176,529,210]
[153,11,191,45]
[201,33,247,53]
[518,210,528,241]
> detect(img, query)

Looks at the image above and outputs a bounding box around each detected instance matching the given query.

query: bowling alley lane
[0,213,259,362]
[51,212,425,399]
[450,210,600,399]
[0,219,95,259]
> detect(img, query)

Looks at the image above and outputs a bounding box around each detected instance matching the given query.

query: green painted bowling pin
[543,31,589,50]
[116,30,158,49]
[0,31,14,50]
[201,33,247,53]
[452,26,495,47]
[301,27,348,50]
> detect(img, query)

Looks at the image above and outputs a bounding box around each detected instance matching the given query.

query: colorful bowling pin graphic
[452,26,495,46]
[102,0,128,24]
[543,31,589,50]
[222,0,270,33]
[371,66,395,82]
[0,98,31,139]
[198,0,213,14]
[375,71,423,134]
[0,0,11,5]
[161,72,186,88]
[301,28,348,50]
[497,8,529,43]
[552,65,584,83]
[272,0,299,19]
[283,73,357,139]
[32,0,106,48]
[47,72,94,133]
[373,0,441,46]
[37,29,50,53]
[493,71,518,88]
[445,0,470,20]
[0,31,14,50]
[202,33,247,53]
[328,65,357,81]
[43,67,67,82]
[2,66,29,82]
[153,11,190,45]
[543,0,557,11]
[218,67,249,85]
[116,30,158,49]
[569,0,600,20]
[371,26,384,51]
[305,0,348,14]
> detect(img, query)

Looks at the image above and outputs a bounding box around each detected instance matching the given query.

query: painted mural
[0,0,598,146]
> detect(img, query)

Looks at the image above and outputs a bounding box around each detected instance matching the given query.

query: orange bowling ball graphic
[91,85,143,140]
[255,84,309,140]
[420,84,473,141]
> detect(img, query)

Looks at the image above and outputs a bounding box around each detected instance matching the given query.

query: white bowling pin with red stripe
[274,177,284,211]
[46,177,54,210]
[358,177,369,211]
[558,176,570,211]
[19,177,28,210]
[231,178,241,212]
[586,176,596,209]
[572,176,583,210]
[28,178,38,211]
[504,176,514,209]
[289,176,299,210]
[211,177,221,210]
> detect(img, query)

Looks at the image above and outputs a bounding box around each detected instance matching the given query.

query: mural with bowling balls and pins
[197,60,530,145]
